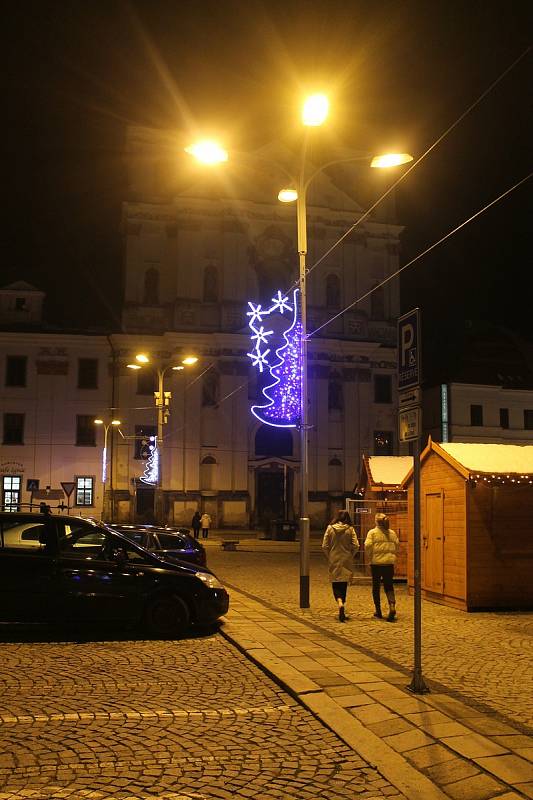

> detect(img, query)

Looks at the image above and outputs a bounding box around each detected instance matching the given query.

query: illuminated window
[76,477,94,507]
[2,475,21,511]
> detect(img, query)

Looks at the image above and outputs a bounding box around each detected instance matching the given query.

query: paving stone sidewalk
[221,588,533,800]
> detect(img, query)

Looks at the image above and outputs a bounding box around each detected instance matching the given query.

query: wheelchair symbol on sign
[408,348,417,366]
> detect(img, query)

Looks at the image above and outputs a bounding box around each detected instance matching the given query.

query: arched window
[328,457,343,492]
[371,284,385,320]
[202,371,219,407]
[200,456,218,490]
[203,265,218,303]
[255,426,293,457]
[143,267,159,305]
[326,274,341,309]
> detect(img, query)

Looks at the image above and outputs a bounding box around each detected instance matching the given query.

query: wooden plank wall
[467,482,533,608]
[407,451,467,609]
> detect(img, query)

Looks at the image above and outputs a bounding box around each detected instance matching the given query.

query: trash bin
[273,520,298,541]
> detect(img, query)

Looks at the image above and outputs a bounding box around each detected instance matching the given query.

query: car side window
[157,533,186,549]
[58,522,108,557]
[0,517,51,551]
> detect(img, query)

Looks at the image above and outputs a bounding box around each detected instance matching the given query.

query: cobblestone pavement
[207,548,533,732]
[0,628,406,800]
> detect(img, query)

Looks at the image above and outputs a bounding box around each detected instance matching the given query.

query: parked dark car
[106,524,207,567]
[0,513,228,637]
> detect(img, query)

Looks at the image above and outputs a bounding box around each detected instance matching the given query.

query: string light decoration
[140,436,159,485]
[102,446,107,485]
[247,288,303,428]
[468,472,533,487]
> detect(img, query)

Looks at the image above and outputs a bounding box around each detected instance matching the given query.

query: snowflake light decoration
[140,435,159,485]
[247,288,302,428]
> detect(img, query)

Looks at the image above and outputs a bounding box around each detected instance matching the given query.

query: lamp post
[127,354,198,522]
[186,95,412,608]
[94,418,121,520]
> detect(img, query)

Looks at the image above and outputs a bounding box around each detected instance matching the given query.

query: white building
[0,127,405,527]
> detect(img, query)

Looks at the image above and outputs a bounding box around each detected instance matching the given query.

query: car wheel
[144,593,190,638]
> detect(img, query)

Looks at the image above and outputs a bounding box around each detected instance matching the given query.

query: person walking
[322,510,360,622]
[191,510,201,540]
[365,512,399,622]
[200,512,212,539]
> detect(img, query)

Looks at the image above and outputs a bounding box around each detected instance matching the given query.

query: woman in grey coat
[322,510,360,622]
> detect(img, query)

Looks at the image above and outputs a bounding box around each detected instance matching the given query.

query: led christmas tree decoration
[247,288,303,428]
[140,436,159,485]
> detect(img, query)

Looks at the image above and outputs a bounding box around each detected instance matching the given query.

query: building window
[374,375,392,404]
[135,425,157,459]
[3,413,24,445]
[200,456,218,490]
[77,358,98,389]
[5,356,27,387]
[137,370,156,395]
[500,408,509,429]
[524,410,533,430]
[202,371,219,407]
[470,404,483,426]
[328,380,343,411]
[143,267,160,305]
[328,457,343,492]
[325,274,340,308]
[2,475,21,511]
[374,430,393,455]
[255,425,293,457]
[76,415,96,446]
[203,265,219,302]
[15,297,27,311]
[76,477,94,506]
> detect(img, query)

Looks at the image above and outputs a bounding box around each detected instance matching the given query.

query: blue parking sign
[398,309,421,389]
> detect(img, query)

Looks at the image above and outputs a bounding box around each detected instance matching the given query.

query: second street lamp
[127,354,198,522]
[94,418,121,520]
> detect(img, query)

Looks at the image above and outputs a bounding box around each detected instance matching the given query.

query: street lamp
[126,354,198,522]
[94,418,121,519]
[186,97,412,608]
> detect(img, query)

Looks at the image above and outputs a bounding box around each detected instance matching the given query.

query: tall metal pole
[408,435,429,693]
[297,159,310,608]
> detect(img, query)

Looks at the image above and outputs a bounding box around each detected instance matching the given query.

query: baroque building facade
[0,126,404,528]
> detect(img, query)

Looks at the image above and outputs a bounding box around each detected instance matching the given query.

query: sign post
[398,308,429,695]
[60,481,76,514]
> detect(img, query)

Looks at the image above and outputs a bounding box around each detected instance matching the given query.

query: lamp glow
[135,353,150,363]
[302,94,329,126]
[172,365,185,371]
[185,140,228,165]
[182,356,198,365]
[127,364,141,370]
[94,419,103,425]
[370,152,413,168]
[278,188,298,203]
[111,419,121,426]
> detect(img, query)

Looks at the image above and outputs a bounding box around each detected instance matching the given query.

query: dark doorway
[256,468,293,525]
[136,487,155,521]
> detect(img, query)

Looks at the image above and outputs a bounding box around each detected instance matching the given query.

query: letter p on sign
[401,324,414,367]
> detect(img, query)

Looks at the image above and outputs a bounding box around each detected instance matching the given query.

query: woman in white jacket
[364,513,399,621]
[322,510,360,622]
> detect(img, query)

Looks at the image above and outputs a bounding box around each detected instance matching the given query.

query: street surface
[207,547,533,733]
[0,625,405,800]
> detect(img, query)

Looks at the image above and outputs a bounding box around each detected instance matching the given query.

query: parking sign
[398,308,421,389]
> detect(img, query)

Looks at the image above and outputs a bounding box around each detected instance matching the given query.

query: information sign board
[398,308,421,390]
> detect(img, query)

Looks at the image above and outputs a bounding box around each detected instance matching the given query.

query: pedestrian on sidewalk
[191,510,201,540]
[364,513,399,622]
[322,510,360,622]
[200,512,212,539]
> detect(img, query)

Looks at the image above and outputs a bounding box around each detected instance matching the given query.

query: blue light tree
[247,289,302,428]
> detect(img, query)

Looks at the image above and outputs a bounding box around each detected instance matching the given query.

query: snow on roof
[440,442,533,474]
[367,456,413,486]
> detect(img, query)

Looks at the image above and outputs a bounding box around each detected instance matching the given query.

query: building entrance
[136,487,155,521]
[256,468,293,526]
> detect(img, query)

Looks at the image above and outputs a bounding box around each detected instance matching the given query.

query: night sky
[4,1,532,376]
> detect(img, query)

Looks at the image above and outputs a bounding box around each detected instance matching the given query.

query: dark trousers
[202,528,209,539]
[193,528,200,539]
[371,565,395,610]
[331,581,348,604]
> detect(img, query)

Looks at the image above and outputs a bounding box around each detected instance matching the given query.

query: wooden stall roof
[402,438,533,486]
[356,455,413,493]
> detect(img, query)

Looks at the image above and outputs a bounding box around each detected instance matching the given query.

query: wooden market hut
[402,438,533,610]
[352,455,413,578]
